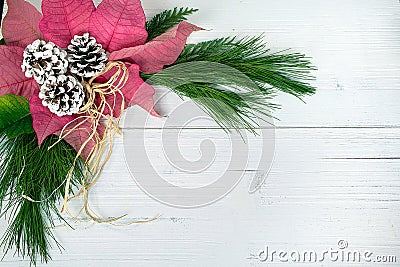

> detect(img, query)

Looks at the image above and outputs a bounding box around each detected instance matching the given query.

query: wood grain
[1,0,400,266]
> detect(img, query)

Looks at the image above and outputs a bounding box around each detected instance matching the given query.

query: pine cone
[22,40,68,84]
[39,75,85,116]
[67,33,108,78]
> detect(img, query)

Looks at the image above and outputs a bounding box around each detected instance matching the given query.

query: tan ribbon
[46,61,158,225]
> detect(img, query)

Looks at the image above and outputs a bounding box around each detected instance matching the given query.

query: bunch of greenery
[144,8,316,133]
[0,95,86,265]
[0,7,316,266]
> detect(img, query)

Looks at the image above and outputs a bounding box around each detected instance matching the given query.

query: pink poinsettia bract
[0,0,201,158]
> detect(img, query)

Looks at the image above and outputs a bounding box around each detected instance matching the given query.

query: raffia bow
[48,61,157,225]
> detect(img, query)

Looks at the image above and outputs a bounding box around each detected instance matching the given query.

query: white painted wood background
[1,0,400,266]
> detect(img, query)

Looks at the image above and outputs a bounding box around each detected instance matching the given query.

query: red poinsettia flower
[0,0,201,159]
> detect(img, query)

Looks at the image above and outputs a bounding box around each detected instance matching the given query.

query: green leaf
[146,7,198,41]
[0,39,5,45]
[0,94,34,138]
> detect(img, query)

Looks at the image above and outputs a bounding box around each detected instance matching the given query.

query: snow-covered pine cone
[39,75,85,116]
[22,40,68,84]
[67,33,108,78]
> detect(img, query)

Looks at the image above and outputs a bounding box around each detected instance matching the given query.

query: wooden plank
[1,128,398,266]
[122,88,400,128]
[0,0,399,266]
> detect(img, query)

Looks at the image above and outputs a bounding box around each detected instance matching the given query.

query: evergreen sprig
[146,7,199,41]
[169,83,277,133]
[0,133,86,265]
[174,36,316,97]
[143,36,316,133]
[142,61,279,133]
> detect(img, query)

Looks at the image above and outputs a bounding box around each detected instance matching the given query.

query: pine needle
[146,7,199,41]
[142,61,279,134]
[175,35,316,97]
[142,36,316,134]
[0,133,86,265]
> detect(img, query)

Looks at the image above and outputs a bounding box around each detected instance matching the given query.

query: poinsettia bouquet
[0,0,316,264]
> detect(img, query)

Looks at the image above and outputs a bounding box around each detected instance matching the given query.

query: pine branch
[141,61,279,134]
[0,133,86,265]
[142,36,315,134]
[172,83,277,133]
[146,7,198,41]
[174,35,316,97]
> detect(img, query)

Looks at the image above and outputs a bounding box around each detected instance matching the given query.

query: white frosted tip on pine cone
[21,39,68,84]
[39,75,85,116]
[67,33,108,78]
